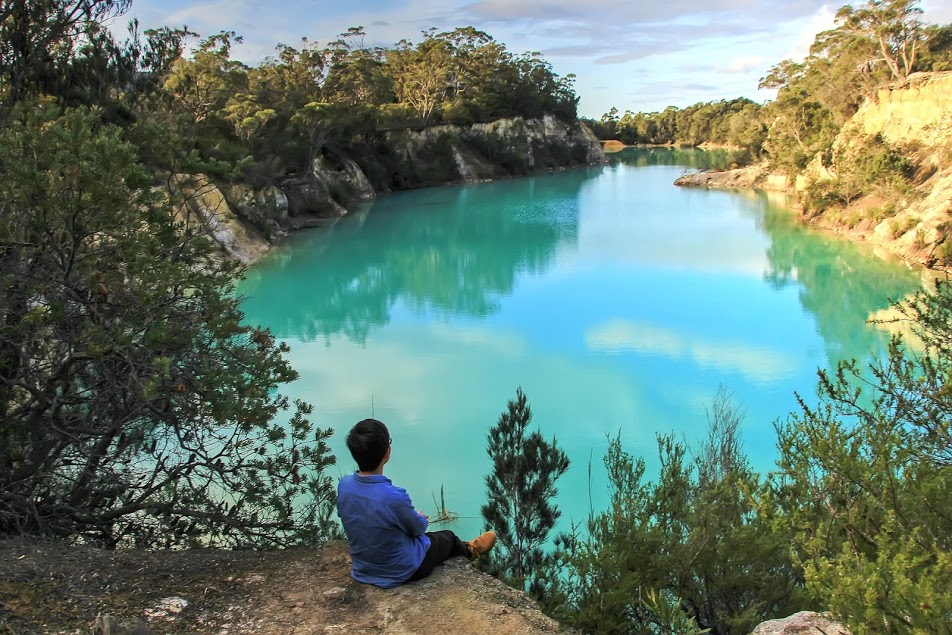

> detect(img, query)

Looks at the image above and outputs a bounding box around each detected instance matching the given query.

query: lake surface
[237,147,922,539]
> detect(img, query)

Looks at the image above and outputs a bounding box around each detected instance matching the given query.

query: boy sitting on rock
[337,418,496,588]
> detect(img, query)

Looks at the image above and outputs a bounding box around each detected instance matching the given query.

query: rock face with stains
[167,174,271,264]
[174,117,605,261]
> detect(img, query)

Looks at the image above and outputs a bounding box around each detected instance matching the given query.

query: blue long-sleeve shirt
[337,473,430,587]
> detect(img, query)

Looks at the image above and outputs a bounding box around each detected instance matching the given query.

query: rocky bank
[173,116,605,263]
[675,71,952,272]
[0,538,851,635]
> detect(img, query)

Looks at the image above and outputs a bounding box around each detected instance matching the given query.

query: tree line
[0,8,579,183]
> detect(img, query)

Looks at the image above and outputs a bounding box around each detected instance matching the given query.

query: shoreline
[674,164,942,286]
[600,140,742,153]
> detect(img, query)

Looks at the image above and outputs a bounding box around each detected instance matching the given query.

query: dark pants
[406,530,469,582]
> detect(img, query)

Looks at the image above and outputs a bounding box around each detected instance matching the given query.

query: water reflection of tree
[610,147,730,170]
[238,171,595,342]
[758,196,921,362]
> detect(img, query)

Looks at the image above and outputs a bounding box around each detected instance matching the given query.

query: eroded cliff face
[184,116,605,262]
[850,72,952,153]
[809,72,952,269]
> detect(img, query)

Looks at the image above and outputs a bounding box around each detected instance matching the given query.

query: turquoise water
[237,148,922,539]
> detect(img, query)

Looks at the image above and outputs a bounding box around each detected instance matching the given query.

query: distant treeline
[585,98,765,155]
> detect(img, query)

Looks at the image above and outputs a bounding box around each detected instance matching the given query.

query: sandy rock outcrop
[851,71,952,153]
[750,611,851,635]
[674,162,791,192]
[0,538,567,635]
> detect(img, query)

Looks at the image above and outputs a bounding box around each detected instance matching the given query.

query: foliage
[0,105,339,548]
[776,279,952,633]
[832,0,924,82]
[917,24,952,71]
[556,388,808,635]
[0,0,131,108]
[803,131,915,213]
[481,387,570,597]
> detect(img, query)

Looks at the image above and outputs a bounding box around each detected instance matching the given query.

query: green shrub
[890,215,919,238]
[832,132,916,205]
[867,203,897,222]
[802,178,846,213]
[776,281,952,633]
[556,388,808,634]
[935,237,952,264]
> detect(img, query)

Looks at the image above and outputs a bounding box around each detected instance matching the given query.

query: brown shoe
[466,530,496,561]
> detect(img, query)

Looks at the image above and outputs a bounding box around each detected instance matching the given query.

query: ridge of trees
[0,6,580,186]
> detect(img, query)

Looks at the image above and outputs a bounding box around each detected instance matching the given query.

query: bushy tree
[0,0,132,108]
[482,387,569,595]
[0,105,338,548]
[776,280,952,634]
[558,389,807,635]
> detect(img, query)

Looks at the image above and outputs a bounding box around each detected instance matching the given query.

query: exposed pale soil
[0,538,567,635]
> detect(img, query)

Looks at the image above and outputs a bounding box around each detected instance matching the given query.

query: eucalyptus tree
[833,0,924,82]
[164,31,248,131]
[322,27,393,110]
[387,32,452,126]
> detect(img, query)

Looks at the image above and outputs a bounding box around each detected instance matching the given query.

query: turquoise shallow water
[237,148,922,539]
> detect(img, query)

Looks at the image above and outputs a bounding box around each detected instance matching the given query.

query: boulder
[222,184,290,240]
[750,611,851,635]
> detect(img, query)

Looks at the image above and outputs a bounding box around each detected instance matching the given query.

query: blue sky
[125,0,952,118]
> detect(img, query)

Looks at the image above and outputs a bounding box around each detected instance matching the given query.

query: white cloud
[721,54,765,74]
[922,0,952,24]
[783,4,837,62]
[585,319,798,383]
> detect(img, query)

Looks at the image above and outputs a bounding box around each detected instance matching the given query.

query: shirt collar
[354,472,390,483]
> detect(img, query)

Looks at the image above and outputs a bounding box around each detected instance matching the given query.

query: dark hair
[345,418,390,472]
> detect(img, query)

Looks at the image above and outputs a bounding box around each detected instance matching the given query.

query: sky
[124,0,952,118]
